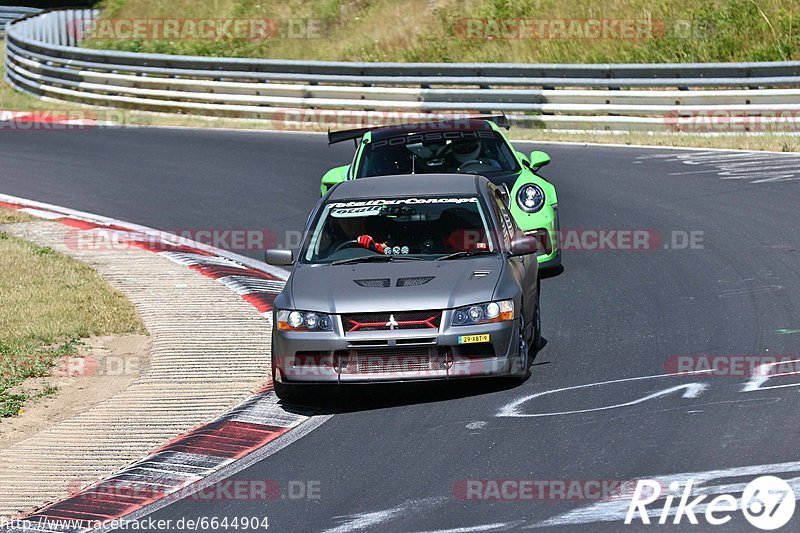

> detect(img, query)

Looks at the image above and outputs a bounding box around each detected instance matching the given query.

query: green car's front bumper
[514,203,561,270]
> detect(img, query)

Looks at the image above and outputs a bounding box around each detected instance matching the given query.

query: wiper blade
[331,255,422,266]
[436,250,498,261]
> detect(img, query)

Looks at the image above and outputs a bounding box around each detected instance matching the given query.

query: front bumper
[517,204,560,269]
[538,249,561,270]
[272,313,521,384]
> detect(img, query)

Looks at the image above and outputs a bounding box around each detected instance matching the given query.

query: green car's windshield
[356,130,520,178]
[302,196,496,264]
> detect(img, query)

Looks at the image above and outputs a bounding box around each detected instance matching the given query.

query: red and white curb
[0,193,323,532]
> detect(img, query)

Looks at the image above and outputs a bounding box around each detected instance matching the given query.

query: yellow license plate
[458,334,490,344]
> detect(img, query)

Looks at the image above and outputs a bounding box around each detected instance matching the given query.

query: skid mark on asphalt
[416,521,525,532]
[634,151,800,183]
[716,270,785,298]
[718,285,784,297]
[321,498,447,533]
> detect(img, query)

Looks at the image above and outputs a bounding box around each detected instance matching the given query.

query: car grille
[343,310,442,333]
[335,347,449,374]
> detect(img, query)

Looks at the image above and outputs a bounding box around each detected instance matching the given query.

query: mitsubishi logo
[386,314,399,330]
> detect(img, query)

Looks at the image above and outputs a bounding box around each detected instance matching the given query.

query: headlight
[517,184,545,213]
[451,300,514,326]
[277,310,333,331]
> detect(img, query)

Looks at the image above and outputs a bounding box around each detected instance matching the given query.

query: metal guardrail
[6,9,800,131]
[0,6,40,35]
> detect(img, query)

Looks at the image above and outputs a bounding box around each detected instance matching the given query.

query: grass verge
[0,209,144,417]
[88,0,800,63]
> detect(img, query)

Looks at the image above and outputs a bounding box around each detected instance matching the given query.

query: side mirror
[529,150,551,170]
[509,235,542,257]
[265,249,294,266]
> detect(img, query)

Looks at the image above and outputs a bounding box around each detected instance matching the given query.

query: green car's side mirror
[529,150,551,170]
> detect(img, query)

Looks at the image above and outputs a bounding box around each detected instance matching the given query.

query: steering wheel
[434,144,451,157]
[332,239,361,253]
[458,160,492,173]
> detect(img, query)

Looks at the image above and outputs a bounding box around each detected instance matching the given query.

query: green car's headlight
[517,184,545,213]
[451,300,514,326]
[277,310,333,331]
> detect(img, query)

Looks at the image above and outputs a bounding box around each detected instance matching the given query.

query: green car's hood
[480,169,523,190]
[322,167,557,209]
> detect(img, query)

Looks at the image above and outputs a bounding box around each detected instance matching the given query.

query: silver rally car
[265,173,542,400]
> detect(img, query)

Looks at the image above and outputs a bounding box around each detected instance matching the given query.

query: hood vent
[396,276,434,287]
[471,270,491,279]
[354,278,390,288]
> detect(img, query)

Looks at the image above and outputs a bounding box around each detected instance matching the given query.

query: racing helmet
[452,138,481,163]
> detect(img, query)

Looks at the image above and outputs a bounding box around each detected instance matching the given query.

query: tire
[532,277,542,350]
[516,314,531,380]
[274,381,300,403]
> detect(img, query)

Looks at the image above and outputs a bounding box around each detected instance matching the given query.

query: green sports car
[320,116,560,269]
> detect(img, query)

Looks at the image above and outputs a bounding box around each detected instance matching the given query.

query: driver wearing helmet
[337,216,389,254]
[450,137,501,172]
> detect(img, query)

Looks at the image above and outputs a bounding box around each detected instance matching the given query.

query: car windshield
[302,196,496,264]
[356,130,520,178]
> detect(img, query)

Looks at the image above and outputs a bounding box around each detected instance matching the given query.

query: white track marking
[742,359,800,392]
[17,207,65,219]
[527,463,800,528]
[497,371,713,418]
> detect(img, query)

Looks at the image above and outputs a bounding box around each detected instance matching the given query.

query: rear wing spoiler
[326,114,510,145]
[327,126,375,146]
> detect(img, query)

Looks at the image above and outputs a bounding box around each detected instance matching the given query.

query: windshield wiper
[331,255,423,266]
[436,250,498,261]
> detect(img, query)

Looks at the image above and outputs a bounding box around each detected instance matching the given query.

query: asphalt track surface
[2,128,800,532]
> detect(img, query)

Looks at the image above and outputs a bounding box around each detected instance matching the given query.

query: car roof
[368,119,496,142]
[326,174,489,201]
